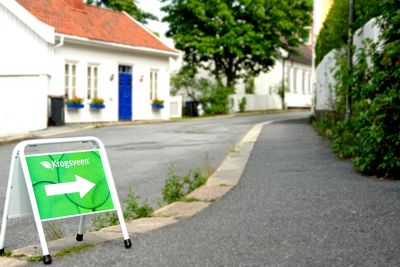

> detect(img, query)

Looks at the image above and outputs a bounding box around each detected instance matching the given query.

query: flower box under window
[151,99,164,109]
[151,103,164,109]
[90,103,105,109]
[67,103,84,109]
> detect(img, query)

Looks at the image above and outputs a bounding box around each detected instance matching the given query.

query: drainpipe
[53,36,64,50]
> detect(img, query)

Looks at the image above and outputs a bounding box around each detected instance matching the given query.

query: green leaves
[162,0,312,88]
[88,0,157,24]
[315,0,381,66]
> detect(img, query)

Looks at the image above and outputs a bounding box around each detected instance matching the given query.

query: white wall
[0,3,53,76]
[230,94,282,112]
[53,42,173,122]
[0,76,49,137]
[315,18,381,112]
[315,50,337,111]
[0,2,53,137]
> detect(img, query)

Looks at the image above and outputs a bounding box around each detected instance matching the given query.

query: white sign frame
[0,136,131,264]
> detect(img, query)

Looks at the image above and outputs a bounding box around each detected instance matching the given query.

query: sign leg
[0,148,20,255]
[76,215,85,241]
[0,197,10,255]
[116,208,131,248]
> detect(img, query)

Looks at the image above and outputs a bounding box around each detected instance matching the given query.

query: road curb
[3,120,274,264]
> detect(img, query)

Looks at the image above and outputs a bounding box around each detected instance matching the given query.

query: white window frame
[87,65,99,100]
[150,69,159,100]
[65,62,77,99]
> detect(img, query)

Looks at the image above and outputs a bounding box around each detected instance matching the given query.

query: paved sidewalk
[5,118,400,266]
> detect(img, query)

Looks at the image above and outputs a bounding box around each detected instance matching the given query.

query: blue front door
[118,72,132,120]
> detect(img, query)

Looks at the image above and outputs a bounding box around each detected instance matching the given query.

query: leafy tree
[315,0,381,65]
[86,0,157,24]
[161,0,312,89]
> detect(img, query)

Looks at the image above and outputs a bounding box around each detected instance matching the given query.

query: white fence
[315,18,381,112]
[230,94,282,112]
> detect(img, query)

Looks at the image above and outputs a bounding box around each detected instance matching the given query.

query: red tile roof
[16,0,177,54]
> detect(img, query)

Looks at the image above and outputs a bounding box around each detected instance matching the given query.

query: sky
[136,0,174,48]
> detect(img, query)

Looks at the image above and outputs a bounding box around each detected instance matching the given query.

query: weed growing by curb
[162,163,207,204]
[1,249,12,257]
[92,186,154,230]
[54,243,95,257]
[27,255,43,262]
[162,163,185,204]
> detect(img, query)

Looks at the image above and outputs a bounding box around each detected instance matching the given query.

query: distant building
[0,0,180,137]
[231,45,313,112]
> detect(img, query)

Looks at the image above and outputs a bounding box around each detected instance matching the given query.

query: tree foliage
[86,0,157,24]
[315,0,381,66]
[170,67,233,115]
[161,0,312,88]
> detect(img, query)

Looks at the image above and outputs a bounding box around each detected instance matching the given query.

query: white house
[0,0,180,137]
[231,45,313,112]
[0,0,54,137]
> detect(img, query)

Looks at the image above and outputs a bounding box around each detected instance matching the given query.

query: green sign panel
[26,150,114,221]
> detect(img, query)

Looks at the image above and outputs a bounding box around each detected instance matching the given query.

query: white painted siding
[0,2,53,137]
[0,76,48,137]
[53,42,172,122]
[0,4,53,76]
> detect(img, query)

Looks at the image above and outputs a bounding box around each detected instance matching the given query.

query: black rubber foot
[43,254,52,265]
[124,239,132,249]
[76,233,83,242]
[0,248,4,256]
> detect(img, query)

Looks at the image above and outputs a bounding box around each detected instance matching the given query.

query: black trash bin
[185,100,199,117]
[49,96,65,126]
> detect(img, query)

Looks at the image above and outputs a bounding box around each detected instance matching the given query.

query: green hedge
[315,0,381,66]
[314,0,400,179]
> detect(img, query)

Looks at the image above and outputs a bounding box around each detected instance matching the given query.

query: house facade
[0,0,180,137]
[231,45,313,112]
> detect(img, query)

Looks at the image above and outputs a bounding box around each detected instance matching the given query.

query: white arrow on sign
[44,175,95,198]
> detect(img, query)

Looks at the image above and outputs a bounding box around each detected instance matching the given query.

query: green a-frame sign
[0,137,131,264]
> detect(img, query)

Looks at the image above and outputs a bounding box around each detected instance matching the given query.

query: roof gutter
[56,33,180,59]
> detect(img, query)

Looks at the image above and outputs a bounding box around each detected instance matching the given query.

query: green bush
[92,186,153,230]
[239,97,247,113]
[310,112,337,139]
[162,163,207,204]
[313,0,400,178]
[162,163,185,204]
[201,85,234,116]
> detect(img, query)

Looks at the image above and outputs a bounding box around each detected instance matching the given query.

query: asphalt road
[27,118,400,266]
[0,112,308,250]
